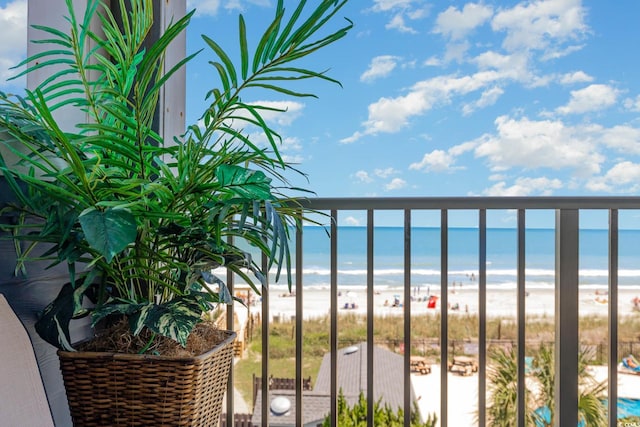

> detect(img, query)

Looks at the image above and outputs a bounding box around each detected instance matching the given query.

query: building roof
[251,343,417,426]
[251,389,358,427]
[314,342,416,411]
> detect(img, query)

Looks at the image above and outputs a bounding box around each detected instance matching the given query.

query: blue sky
[184,0,640,228]
[2,0,640,227]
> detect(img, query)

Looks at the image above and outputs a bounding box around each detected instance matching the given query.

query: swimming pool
[606,398,640,419]
[534,399,640,426]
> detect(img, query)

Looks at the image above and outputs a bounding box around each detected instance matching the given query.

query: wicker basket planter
[58,330,236,427]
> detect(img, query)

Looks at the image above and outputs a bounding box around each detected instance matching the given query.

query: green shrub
[322,389,437,427]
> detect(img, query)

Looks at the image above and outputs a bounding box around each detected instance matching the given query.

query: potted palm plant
[0,0,351,425]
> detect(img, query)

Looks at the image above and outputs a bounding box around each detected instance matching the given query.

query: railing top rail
[299,196,640,210]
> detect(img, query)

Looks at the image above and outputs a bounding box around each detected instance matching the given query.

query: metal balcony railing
[223,197,640,427]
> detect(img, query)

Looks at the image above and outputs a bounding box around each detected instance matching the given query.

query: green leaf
[252,8,283,72]
[91,300,143,328]
[143,299,204,347]
[78,207,137,263]
[35,282,79,351]
[239,15,249,80]
[216,164,273,200]
[202,34,237,88]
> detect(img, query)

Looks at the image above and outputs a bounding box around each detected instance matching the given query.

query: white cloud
[541,43,585,60]
[371,0,415,12]
[407,7,429,20]
[188,0,269,16]
[346,72,502,140]
[386,13,417,34]
[472,51,531,82]
[623,95,640,112]
[0,0,26,86]
[410,141,476,173]
[462,86,504,115]
[370,0,428,34]
[360,55,400,82]
[442,41,471,64]
[343,216,361,226]
[585,162,640,193]
[555,84,619,115]
[374,167,397,178]
[282,154,304,164]
[449,141,477,156]
[473,115,604,176]
[409,149,455,172]
[280,136,302,151]
[602,162,640,185]
[491,0,588,55]
[248,100,305,126]
[385,177,407,191]
[354,170,373,183]
[559,71,593,85]
[482,176,562,196]
[187,0,221,15]
[424,56,442,67]
[433,3,493,41]
[489,173,507,181]
[599,125,640,155]
[340,131,364,144]
[360,90,431,135]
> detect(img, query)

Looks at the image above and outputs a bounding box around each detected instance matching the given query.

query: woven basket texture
[58,330,236,427]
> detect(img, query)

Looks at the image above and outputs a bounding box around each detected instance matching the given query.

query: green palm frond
[0,0,351,351]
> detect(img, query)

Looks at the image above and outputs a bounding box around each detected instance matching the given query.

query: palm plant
[485,346,536,426]
[485,345,607,426]
[529,345,607,427]
[0,0,352,351]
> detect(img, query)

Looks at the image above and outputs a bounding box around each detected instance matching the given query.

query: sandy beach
[258,286,640,322]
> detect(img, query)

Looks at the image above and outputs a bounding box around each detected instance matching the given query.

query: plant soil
[76,318,228,357]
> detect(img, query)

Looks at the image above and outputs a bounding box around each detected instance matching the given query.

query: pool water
[534,399,640,426]
[605,398,640,419]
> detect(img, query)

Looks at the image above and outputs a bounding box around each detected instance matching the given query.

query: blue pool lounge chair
[621,354,640,374]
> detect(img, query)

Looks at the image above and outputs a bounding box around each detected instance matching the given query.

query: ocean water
[270,226,640,293]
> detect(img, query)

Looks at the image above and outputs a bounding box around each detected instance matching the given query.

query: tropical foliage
[322,390,437,427]
[485,345,607,427]
[0,0,351,351]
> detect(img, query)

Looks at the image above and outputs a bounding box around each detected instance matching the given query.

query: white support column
[28,0,186,141]
[155,0,187,145]
[27,0,96,132]
[555,209,579,427]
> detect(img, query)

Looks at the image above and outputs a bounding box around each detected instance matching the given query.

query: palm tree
[485,346,536,426]
[485,345,607,426]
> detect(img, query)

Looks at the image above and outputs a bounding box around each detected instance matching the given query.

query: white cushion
[0,294,54,427]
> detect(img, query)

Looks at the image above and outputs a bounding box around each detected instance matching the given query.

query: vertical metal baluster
[608,209,619,426]
[404,209,412,427]
[555,209,579,427]
[367,210,375,426]
[330,210,338,427]
[440,210,449,427]
[261,249,269,427]
[517,210,526,427]
[295,219,304,426]
[478,209,487,427]
[226,235,235,427]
